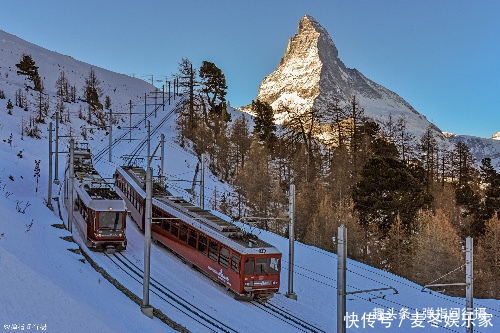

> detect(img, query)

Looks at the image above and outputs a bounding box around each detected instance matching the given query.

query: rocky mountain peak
[255,15,442,139]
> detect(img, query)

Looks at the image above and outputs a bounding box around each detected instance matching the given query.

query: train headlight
[272,281,278,285]
[119,233,123,237]
[244,282,254,287]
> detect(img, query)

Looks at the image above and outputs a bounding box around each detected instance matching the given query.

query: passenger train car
[114,166,281,300]
[64,144,127,252]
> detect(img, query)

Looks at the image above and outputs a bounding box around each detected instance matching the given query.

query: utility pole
[200,153,205,209]
[68,139,74,234]
[466,236,474,333]
[337,225,347,333]
[141,166,154,318]
[144,92,147,128]
[162,85,165,111]
[47,122,53,211]
[285,183,298,300]
[108,108,112,162]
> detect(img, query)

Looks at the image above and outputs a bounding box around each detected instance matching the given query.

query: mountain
[255,15,500,170]
[256,15,442,139]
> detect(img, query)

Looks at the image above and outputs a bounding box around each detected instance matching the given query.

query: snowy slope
[448,134,500,170]
[0,29,499,333]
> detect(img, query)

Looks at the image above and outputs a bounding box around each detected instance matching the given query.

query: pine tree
[480,158,500,220]
[419,126,438,183]
[229,115,252,170]
[104,95,112,110]
[199,61,230,135]
[178,58,198,130]
[82,68,103,123]
[251,99,277,148]
[15,54,42,92]
[6,99,13,115]
[353,155,432,233]
[55,71,71,101]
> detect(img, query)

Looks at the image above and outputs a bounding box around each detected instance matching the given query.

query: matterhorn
[256,15,441,138]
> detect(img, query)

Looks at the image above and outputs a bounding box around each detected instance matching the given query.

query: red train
[63,145,127,252]
[114,166,281,300]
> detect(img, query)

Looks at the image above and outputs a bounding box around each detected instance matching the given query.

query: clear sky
[1,0,499,138]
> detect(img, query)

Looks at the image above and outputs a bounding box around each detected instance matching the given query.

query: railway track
[250,300,328,333]
[125,97,183,166]
[93,94,185,163]
[103,251,238,333]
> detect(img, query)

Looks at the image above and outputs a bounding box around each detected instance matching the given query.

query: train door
[243,257,255,290]
[87,210,95,239]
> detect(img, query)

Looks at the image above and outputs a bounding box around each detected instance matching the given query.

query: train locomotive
[64,144,127,252]
[114,166,281,300]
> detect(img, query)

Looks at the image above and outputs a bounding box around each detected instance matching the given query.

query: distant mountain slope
[448,134,500,170]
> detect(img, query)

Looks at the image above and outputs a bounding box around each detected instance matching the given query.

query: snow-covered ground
[0,29,499,333]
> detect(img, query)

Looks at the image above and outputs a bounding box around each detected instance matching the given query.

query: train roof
[69,147,125,211]
[117,166,281,255]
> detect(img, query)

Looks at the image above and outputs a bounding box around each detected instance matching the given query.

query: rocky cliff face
[256,15,441,138]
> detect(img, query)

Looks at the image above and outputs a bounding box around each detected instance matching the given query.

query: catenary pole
[47,122,53,210]
[466,236,474,333]
[200,153,205,209]
[129,100,132,143]
[285,183,298,300]
[160,134,165,179]
[108,108,112,162]
[147,121,151,168]
[337,225,347,333]
[54,110,60,184]
[141,166,154,318]
[68,139,74,234]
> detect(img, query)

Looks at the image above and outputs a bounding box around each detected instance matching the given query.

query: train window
[162,220,170,233]
[208,240,218,261]
[153,207,162,228]
[231,254,241,273]
[171,220,179,238]
[219,247,229,268]
[188,229,197,249]
[99,212,123,230]
[256,257,279,275]
[244,258,254,275]
[179,224,188,243]
[198,235,207,255]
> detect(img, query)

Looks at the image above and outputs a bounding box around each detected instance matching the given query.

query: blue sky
[1,0,499,138]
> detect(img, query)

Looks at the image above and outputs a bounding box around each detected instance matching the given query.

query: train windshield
[98,211,123,231]
[254,257,280,275]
